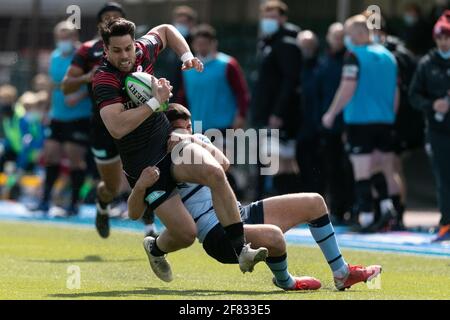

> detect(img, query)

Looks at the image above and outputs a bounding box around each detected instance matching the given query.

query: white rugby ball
[125,71,155,105]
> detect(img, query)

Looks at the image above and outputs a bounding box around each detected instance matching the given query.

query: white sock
[380,199,394,216]
[144,223,157,235]
[359,212,374,227]
[333,263,349,279]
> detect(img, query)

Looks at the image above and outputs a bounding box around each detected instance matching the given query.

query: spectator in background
[372,16,422,230]
[250,0,302,198]
[0,84,18,140]
[409,11,450,242]
[296,30,324,195]
[1,92,45,199]
[317,23,355,225]
[400,3,434,57]
[158,5,198,100]
[182,24,249,131]
[181,24,250,197]
[35,21,92,215]
[32,74,52,115]
[322,15,399,233]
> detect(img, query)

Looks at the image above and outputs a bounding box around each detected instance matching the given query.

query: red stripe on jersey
[93,72,121,89]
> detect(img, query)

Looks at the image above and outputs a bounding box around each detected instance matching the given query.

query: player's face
[192,36,216,57]
[171,119,192,134]
[435,34,450,53]
[106,35,136,72]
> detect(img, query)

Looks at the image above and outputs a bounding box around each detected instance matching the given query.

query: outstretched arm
[147,24,203,72]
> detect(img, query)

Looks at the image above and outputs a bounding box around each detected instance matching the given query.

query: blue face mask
[260,18,279,36]
[57,40,73,54]
[372,34,381,44]
[438,49,450,59]
[174,23,189,38]
[344,35,355,51]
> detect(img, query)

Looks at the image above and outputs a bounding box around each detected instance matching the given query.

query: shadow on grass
[26,255,142,263]
[48,286,322,298]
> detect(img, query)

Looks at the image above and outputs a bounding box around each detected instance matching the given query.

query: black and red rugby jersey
[93,33,173,179]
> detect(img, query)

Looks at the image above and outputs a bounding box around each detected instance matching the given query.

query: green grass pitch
[0,221,449,300]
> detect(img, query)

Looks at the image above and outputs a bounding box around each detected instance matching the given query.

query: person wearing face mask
[157,5,198,102]
[400,3,434,57]
[409,10,450,242]
[32,20,92,216]
[250,0,302,199]
[179,24,250,198]
[295,30,324,196]
[322,15,399,234]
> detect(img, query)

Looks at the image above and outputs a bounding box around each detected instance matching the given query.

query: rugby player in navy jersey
[93,18,268,282]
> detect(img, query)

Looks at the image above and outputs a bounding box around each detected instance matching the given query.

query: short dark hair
[100,18,135,46]
[261,1,288,16]
[97,2,125,23]
[165,103,191,123]
[191,24,217,41]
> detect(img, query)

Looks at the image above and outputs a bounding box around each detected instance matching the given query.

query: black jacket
[409,49,450,135]
[250,22,302,138]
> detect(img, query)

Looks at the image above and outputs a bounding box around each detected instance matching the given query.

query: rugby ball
[124,72,155,106]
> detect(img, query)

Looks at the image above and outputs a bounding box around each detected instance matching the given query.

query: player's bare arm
[167,132,230,171]
[100,77,172,139]
[128,166,160,220]
[322,78,357,128]
[149,24,203,72]
[61,65,97,95]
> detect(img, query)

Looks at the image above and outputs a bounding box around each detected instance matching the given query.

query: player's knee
[299,193,328,220]
[173,228,196,248]
[204,164,226,187]
[265,226,286,256]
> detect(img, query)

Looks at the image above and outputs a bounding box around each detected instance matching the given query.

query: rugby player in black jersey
[62,2,127,238]
[93,18,268,282]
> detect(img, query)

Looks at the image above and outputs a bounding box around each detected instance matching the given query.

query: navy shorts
[202,201,265,264]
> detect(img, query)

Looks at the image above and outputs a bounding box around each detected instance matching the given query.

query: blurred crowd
[0,1,449,240]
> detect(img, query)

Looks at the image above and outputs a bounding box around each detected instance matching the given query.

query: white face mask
[260,18,279,36]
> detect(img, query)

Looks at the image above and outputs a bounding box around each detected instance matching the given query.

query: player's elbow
[109,127,125,140]
[222,158,230,171]
[127,204,143,220]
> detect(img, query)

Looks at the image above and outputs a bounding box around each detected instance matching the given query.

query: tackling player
[127,104,382,291]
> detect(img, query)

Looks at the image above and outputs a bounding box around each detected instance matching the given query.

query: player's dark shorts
[202,200,265,264]
[125,153,177,211]
[90,120,120,164]
[345,124,396,155]
[46,118,90,146]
